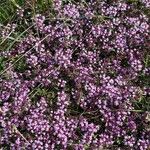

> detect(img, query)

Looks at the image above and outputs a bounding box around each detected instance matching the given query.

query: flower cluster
[0,0,150,149]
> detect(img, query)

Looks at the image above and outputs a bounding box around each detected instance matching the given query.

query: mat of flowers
[0,0,150,150]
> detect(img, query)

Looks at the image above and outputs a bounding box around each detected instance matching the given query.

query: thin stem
[13,126,30,144]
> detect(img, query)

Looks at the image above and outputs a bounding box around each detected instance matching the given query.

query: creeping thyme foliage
[0,0,150,149]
